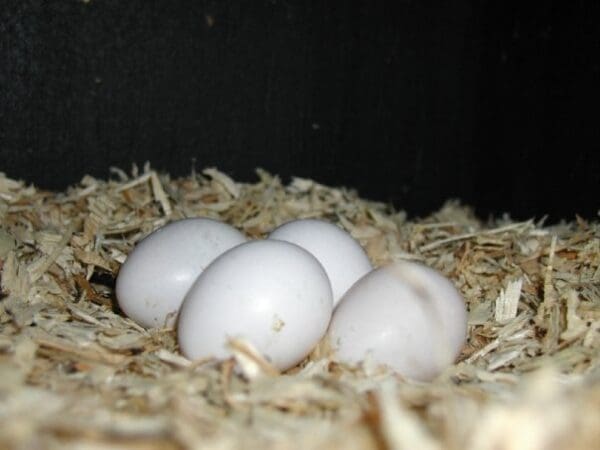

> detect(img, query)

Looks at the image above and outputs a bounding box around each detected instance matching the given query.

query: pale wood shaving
[494,278,523,323]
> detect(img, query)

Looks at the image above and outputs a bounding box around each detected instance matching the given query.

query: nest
[0,165,598,450]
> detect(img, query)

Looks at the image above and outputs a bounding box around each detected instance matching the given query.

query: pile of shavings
[0,165,598,450]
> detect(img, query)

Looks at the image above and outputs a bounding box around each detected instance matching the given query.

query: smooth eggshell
[116,218,247,328]
[177,240,333,371]
[268,219,372,306]
[327,261,467,381]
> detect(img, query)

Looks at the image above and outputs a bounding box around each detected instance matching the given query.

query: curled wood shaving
[228,337,280,379]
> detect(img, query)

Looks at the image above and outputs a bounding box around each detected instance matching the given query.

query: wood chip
[494,278,523,323]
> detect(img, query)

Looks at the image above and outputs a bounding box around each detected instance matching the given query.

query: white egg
[268,219,372,306]
[327,261,468,381]
[116,218,246,328]
[177,240,333,371]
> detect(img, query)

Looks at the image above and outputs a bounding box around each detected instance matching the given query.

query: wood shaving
[494,278,523,323]
[0,167,598,449]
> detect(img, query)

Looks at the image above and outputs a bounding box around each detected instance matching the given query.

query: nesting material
[0,166,598,450]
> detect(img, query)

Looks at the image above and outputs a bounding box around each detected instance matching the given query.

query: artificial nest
[0,166,598,450]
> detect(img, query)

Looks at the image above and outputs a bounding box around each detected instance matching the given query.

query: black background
[1,1,599,221]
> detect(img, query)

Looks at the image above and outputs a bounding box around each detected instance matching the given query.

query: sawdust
[0,166,598,449]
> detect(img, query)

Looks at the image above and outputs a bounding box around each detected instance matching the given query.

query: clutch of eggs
[116,217,467,379]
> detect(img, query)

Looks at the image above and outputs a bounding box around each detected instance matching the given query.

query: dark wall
[1,1,599,220]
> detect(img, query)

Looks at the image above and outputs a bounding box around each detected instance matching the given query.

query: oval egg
[268,219,372,306]
[116,218,247,328]
[177,239,333,371]
[327,261,467,381]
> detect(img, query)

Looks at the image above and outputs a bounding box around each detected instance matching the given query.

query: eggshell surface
[268,219,372,306]
[178,240,333,371]
[327,261,467,381]
[116,218,247,328]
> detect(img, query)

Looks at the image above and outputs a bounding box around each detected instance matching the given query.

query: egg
[177,240,333,370]
[116,218,247,328]
[327,261,467,381]
[268,219,372,306]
